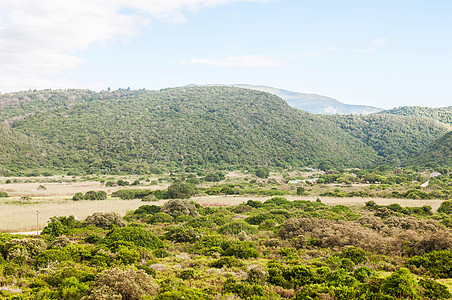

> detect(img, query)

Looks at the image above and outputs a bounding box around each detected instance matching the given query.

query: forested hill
[0,122,47,172]
[407,131,452,167]
[0,86,450,173]
[326,114,451,166]
[3,87,379,172]
[381,106,452,125]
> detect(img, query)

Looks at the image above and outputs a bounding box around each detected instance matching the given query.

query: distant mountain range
[232,84,383,115]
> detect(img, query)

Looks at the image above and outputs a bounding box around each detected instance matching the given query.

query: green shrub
[155,288,207,300]
[73,191,107,201]
[3,238,47,261]
[161,199,199,218]
[82,268,159,299]
[217,220,259,235]
[164,225,200,243]
[84,234,103,244]
[147,212,173,224]
[209,256,244,268]
[115,247,140,265]
[380,268,419,299]
[339,246,367,264]
[438,200,452,214]
[178,268,195,280]
[223,278,265,300]
[222,241,259,259]
[407,250,452,278]
[134,205,161,215]
[167,182,197,199]
[0,191,9,197]
[103,226,164,250]
[85,212,126,229]
[419,278,452,299]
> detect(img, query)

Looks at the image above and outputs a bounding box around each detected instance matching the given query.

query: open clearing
[1,194,445,233]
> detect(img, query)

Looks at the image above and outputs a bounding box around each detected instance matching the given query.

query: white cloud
[373,38,389,47]
[181,55,285,67]
[0,0,266,92]
[354,38,389,53]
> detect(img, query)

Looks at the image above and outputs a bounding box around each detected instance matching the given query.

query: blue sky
[1,0,451,108]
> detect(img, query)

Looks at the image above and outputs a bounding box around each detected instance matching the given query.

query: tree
[167,182,197,199]
[161,199,199,218]
[255,168,269,179]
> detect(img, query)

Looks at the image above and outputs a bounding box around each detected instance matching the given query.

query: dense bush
[209,256,244,268]
[73,191,107,201]
[407,250,452,278]
[3,238,47,261]
[167,182,197,199]
[161,199,199,218]
[0,191,9,197]
[82,268,159,300]
[438,200,452,214]
[217,220,259,235]
[221,241,259,259]
[164,226,200,243]
[103,226,164,250]
[84,212,126,229]
[147,212,174,224]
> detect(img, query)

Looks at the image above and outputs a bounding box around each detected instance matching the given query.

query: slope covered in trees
[327,114,450,165]
[0,122,51,172]
[407,131,452,167]
[0,86,449,173]
[7,87,379,172]
[381,106,452,125]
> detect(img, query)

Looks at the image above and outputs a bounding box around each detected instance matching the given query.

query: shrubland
[1,189,452,299]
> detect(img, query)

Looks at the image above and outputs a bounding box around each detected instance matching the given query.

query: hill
[407,131,452,167]
[0,86,449,173]
[0,122,47,172]
[381,106,452,125]
[6,87,380,172]
[232,84,383,114]
[326,114,451,165]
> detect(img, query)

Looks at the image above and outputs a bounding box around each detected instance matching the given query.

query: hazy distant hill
[0,86,448,173]
[381,106,452,125]
[232,84,383,115]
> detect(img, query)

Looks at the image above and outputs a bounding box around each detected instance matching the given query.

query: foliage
[103,226,164,250]
[217,220,259,235]
[84,212,126,229]
[73,191,107,201]
[167,182,197,199]
[82,267,159,300]
[161,199,199,218]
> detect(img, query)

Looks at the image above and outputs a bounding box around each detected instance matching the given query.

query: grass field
[0,198,145,233]
[1,193,445,233]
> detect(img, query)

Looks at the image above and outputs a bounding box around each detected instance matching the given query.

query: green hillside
[0,122,48,172]
[381,106,452,125]
[408,131,452,167]
[8,87,379,172]
[326,114,450,165]
[0,86,449,173]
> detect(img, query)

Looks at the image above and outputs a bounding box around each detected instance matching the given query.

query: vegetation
[0,87,450,174]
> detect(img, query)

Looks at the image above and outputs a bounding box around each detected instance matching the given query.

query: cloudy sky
[0,0,451,108]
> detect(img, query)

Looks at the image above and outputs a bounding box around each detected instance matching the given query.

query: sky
[0,0,451,109]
